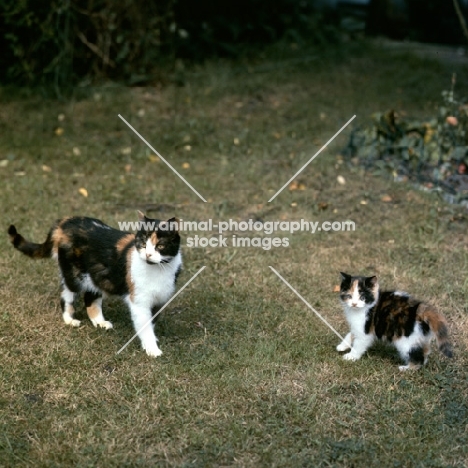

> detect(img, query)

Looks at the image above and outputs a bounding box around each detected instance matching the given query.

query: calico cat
[8,211,181,358]
[337,272,453,370]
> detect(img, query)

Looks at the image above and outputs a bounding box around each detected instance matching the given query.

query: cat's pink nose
[351,303,357,307]
[146,253,151,258]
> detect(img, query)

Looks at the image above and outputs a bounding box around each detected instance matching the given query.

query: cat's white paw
[398,365,409,371]
[343,352,360,361]
[92,319,113,330]
[143,343,163,358]
[63,313,81,327]
[337,343,351,352]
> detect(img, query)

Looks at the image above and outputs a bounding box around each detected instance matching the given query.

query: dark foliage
[0,0,338,89]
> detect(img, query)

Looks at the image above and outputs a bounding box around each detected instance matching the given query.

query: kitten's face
[135,215,180,265]
[339,272,378,309]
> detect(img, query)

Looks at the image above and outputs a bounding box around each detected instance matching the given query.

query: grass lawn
[1,40,467,467]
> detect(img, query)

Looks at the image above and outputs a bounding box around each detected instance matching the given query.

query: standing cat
[8,211,181,357]
[337,272,453,370]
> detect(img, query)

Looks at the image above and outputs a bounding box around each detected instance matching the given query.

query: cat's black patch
[84,291,101,308]
[420,319,431,336]
[408,347,425,366]
[360,278,376,305]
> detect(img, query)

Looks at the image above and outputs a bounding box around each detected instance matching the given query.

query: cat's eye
[156,244,164,250]
[341,294,352,300]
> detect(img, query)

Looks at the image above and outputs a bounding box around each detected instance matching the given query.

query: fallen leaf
[15,171,26,176]
[42,165,52,172]
[78,188,88,197]
[0,160,9,168]
[446,116,458,126]
[291,202,297,207]
[298,183,306,190]
[54,127,64,136]
[121,147,131,155]
[148,154,159,163]
[124,164,132,173]
[233,138,240,146]
[58,114,65,122]
[182,162,190,169]
[333,285,340,292]
[388,239,395,244]
[337,175,346,185]
[289,181,299,191]
[184,145,192,151]
[360,200,368,205]
[72,147,81,156]
[137,109,145,117]
[381,195,392,202]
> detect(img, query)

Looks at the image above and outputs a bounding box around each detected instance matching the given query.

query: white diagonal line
[118,114,207,203]
[117,266,206,355]
[269,266,353,350]
[268,115,356,202]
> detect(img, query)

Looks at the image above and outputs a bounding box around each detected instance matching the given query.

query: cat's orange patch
[51,227,71,256]
[86,302,101,320]
[126,248,135,301]
[350,279,359,295]
[150,232,159,246]
[418,304,449,337]
[116,234,135,253]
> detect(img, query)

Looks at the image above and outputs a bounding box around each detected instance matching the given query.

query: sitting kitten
[8,211,181,358]
[337,272,453,370]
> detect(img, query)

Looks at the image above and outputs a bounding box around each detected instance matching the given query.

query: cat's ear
[166,217,180,233]
[340,272,351,281]
[157,217,179,233]
[365,276,378,287]
[137,210,146,222]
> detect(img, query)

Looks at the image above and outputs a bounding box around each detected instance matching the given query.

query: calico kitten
[8,211,181,358]
[337,272,453,370]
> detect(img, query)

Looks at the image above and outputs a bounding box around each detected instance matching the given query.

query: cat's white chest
[129,250,182,307]
[344,305,369,335]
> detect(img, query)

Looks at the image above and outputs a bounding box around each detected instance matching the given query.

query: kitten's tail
[8,225,54,259]
[419,305,453,358]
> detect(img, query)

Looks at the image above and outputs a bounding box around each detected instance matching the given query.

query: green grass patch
[1,41,467,466]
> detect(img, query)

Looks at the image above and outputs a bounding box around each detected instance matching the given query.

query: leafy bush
[0,0,338,89]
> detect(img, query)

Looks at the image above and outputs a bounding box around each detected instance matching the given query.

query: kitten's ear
[340,272,351,281]
[366,276,378,287]
[137,210,146,222]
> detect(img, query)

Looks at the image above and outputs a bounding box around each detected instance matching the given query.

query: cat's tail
[8,225,54,259]
[419,305,454,358]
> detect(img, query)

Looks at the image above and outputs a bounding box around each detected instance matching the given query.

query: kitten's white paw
[337,343,351,352]
[143,344,163,358]
[398,365,409,371]
[343,352,360,361]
